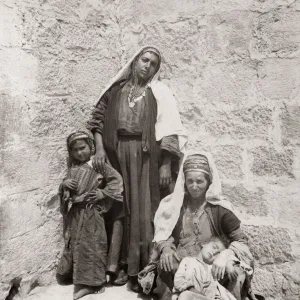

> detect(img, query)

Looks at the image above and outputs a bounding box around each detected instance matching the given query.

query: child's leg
[107,218,123,274]
[56,247,73,285]
[107,218,128,285]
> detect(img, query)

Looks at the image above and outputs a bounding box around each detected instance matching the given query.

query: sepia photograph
[0,1,299,300]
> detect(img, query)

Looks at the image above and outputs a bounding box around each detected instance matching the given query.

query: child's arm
[87,163,123,211]
[173,258,194,292]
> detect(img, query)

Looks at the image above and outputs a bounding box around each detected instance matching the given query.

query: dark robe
[87,81,180,276]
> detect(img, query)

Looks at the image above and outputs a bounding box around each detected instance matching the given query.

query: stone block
[257,59,300,100]
[1,146,50,195]
[251,8,300,59]
[206,11,255,60]
[205,105,273,140]
[243,225,294,265]
[281,105,300,146]
[198,62,259,108]
[251,146,294,177]
[222,183,268,217]
[252,268,286,299]
[212,145,244,180]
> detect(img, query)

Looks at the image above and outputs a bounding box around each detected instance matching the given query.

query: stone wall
[1,0,300,299]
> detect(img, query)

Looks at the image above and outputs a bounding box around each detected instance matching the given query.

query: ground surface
[24,284,153,300]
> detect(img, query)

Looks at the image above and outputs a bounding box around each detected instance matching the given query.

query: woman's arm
[87,92,109,135]
[212,208,252,281]
[159,135,180,188]
[87,92,110,173]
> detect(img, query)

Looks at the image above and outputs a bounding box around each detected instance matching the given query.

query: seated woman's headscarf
[97,45,188,152]
[153,150,235,243]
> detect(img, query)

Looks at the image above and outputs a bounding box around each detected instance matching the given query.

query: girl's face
[135,51,159,83]
[70,139,91,163]
[200,239,225,265]
[185,171,209,199]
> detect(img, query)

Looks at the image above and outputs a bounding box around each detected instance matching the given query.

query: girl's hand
[87,189,105,202]
[62,179,78,191]
[160,246,180,272]
[63,190,70,202]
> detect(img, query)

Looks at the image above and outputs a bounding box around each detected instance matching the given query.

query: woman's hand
[159,163,172,188]
[225,261,239,282]
[160,246,180,272]
[62,179,78,191]
[93,148,107,174]
[212,249,235,281]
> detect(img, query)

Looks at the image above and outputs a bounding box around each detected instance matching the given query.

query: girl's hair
[202,236,226,248]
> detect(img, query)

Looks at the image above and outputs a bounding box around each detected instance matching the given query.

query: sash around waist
[117,129,142,137]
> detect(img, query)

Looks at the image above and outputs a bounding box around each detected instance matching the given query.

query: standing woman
[87,46,187,291]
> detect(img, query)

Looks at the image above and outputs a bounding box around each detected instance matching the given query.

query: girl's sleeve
[173,258,193,292]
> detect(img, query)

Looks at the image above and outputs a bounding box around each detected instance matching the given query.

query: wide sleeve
[220,207,253,264]
[86,90,110,135]
[220,208,247,243]
[173,258,194,292]
[160,135,181,160]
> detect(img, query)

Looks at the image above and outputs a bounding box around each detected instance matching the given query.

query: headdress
[183,154,210,176]
[66,130,95,165]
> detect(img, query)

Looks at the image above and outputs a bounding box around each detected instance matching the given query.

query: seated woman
[152,151,255,300]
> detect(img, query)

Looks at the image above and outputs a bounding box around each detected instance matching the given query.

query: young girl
[56,131,123,300]
[172,236,253,300]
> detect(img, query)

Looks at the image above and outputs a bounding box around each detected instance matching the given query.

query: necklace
[188,206,204,236]
[127,83,149,108]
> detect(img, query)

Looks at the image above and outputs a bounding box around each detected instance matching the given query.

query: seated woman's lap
[157,259,180,290]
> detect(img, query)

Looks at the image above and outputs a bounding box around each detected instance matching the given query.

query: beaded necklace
[127,82,150,108]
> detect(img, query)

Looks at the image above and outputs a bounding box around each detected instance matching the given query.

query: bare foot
[73,284,104,300]
[106,274,111,283]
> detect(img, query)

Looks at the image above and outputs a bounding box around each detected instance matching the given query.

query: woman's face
[135,51,159,83]
[185,171,209,199]
[70,139,91,163]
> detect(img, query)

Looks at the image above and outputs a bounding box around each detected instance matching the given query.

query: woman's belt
[117,129,142,137]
